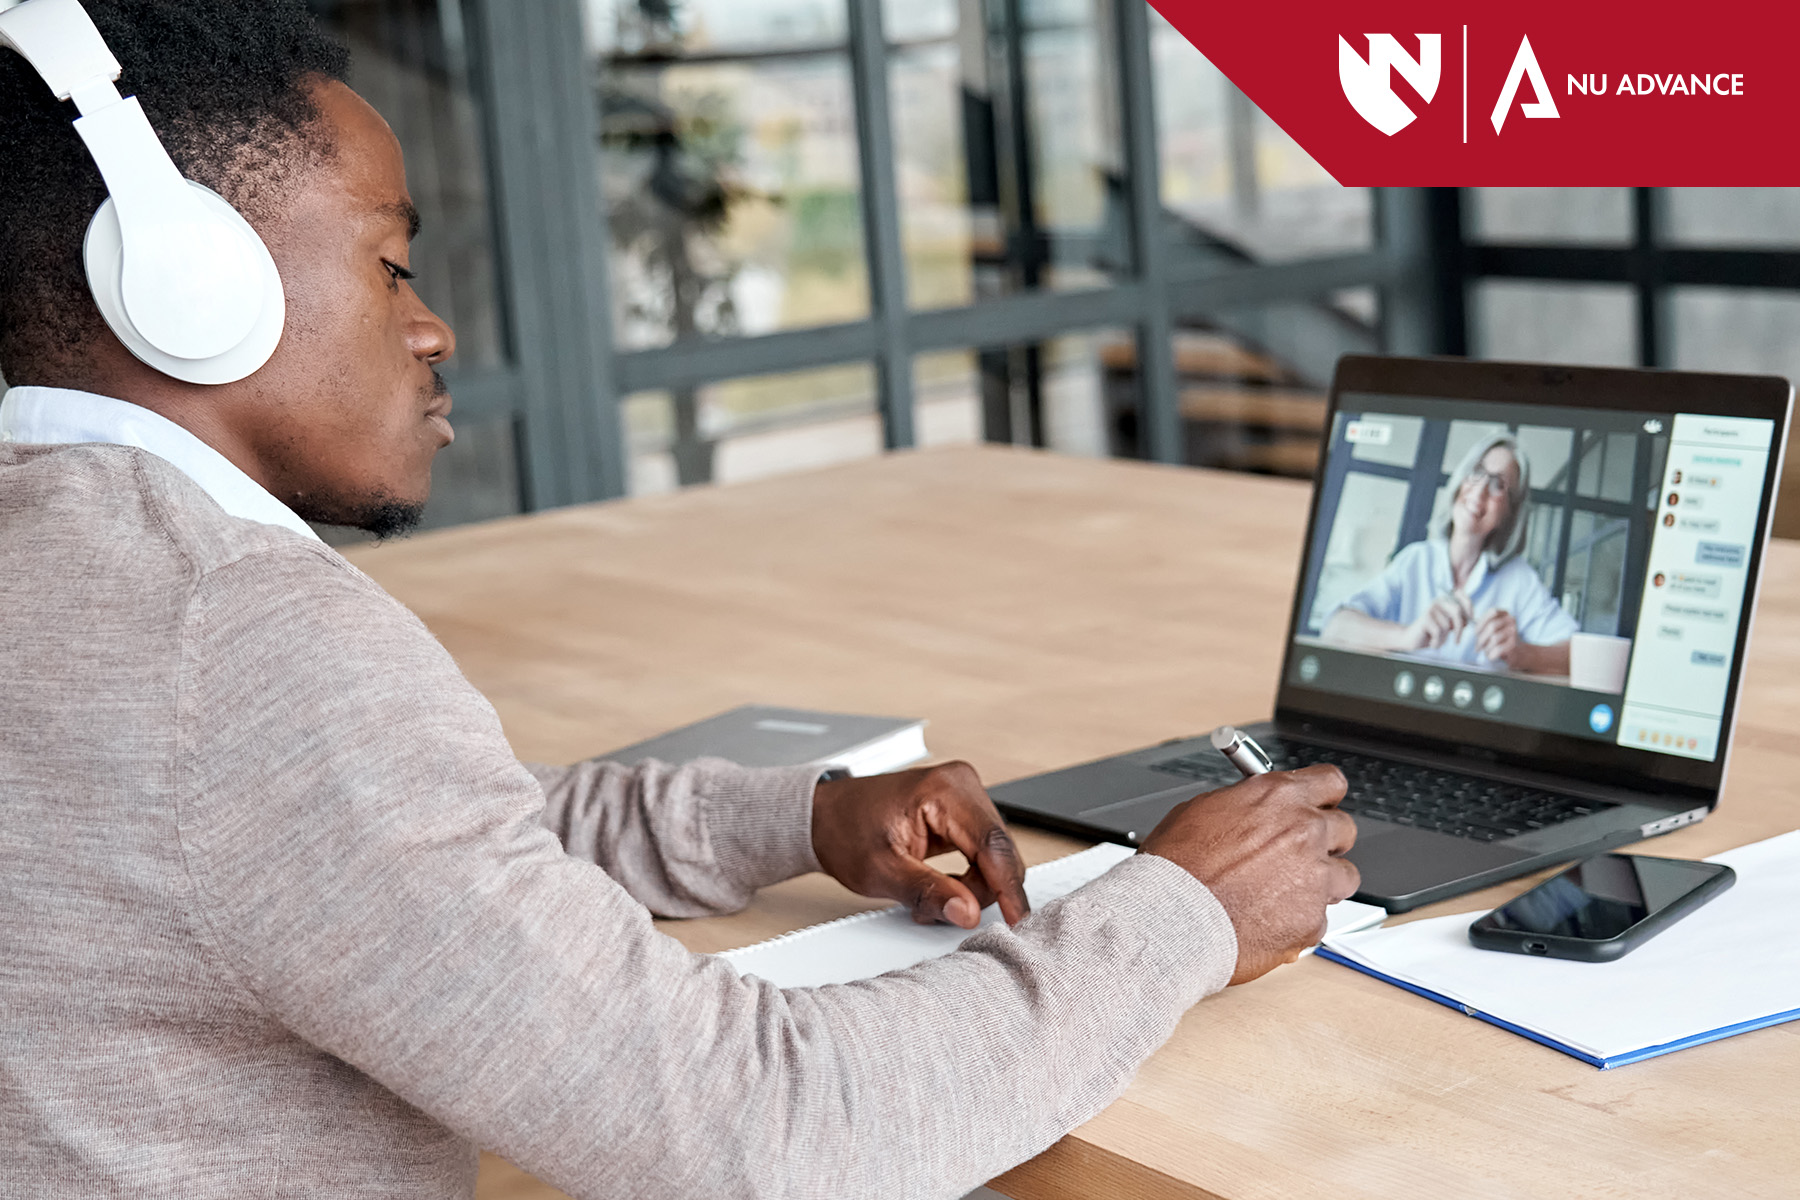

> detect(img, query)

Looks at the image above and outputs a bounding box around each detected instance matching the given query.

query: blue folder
[1315,944,1800,1069]
[1315,831,1800,1070]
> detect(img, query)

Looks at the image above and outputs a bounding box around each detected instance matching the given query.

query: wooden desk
[346,445,1800,1200]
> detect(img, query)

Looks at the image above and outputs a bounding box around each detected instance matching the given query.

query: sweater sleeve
[522,758,824,916]
[175,548,1238,1200]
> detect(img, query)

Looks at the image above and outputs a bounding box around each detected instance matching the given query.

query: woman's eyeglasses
[1463,464,1515,498]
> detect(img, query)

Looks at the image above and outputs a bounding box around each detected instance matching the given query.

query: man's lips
[422,370,454,444]
[423,367,453,419]
[426,394,454,445]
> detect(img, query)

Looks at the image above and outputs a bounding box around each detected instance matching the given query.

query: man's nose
[411,299,456,366]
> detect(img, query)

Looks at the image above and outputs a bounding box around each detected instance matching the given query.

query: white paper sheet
[721,842,1388,988]
[1321,830,1800,1063]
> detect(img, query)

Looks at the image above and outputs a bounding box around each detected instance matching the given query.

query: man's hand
[1404,590,1474,650]
[811,762,1030,929]
[1139,765,1359,986]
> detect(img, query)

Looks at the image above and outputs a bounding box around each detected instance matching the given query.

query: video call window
[1287,401,1684,750]
[1300,412,1667,664]
[1289,393,1774,765]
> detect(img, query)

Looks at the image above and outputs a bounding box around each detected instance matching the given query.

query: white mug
[1569,632,1632,693]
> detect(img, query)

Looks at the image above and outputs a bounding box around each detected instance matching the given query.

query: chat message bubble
[1668,573,1723,598]
[1678,516,1723,533]
[1696,541,1746,568]
[1691,650,1727,668]
[1656,624,1683,640]
[1665,603,1728,622]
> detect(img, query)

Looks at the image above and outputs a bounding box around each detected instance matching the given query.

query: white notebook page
[721,842,1387,988]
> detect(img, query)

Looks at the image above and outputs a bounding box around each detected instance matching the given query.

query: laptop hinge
[1640,808,1709,838]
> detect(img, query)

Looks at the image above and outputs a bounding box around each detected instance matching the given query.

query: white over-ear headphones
[0,0,285,384]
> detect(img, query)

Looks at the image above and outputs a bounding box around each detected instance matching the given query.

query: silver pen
[1210,725,1273,777]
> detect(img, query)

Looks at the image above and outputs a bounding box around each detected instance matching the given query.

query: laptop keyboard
[1148,742,1614,843]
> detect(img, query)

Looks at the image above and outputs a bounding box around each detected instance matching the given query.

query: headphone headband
[0,0,286,384]
[0,0,117,105]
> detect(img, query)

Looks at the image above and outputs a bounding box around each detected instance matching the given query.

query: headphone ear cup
[84,181,286,385]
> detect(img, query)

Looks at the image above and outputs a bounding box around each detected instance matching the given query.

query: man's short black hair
[0,0,349,382]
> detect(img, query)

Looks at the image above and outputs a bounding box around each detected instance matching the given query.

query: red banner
[1150,1,1800,185]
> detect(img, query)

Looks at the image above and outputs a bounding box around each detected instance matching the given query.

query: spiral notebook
[721,842,1388,988]
[1317,830,1800,1069]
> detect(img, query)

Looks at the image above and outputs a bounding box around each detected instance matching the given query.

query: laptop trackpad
[1077,801,1532,892]
[1074,789,1199,842]
[1347,819,1531,897]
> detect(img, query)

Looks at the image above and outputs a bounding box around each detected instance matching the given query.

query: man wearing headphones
[0,2,1357,1197]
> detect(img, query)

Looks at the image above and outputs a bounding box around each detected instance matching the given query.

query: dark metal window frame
[445,0,1401,513]
[1420,187,1800,364]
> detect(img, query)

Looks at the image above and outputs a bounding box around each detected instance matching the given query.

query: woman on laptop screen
[1320,435,1576,675]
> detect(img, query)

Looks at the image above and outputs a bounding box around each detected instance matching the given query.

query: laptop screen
[1279,358,1790,798]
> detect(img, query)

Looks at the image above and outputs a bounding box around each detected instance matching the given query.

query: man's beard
[286,372,446,540]
[336,494,425,539]
[293,489,425,540]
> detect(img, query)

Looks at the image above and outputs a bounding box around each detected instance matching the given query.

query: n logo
[1491,35,1559,133]
[1338,34,1441,136]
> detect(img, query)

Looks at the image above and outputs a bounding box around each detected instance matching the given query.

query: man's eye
[383,260,417,283]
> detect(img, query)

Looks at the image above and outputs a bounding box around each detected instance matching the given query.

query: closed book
[600,704,928,777]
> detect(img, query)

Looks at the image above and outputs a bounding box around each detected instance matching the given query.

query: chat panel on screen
[1618,414,1775,761]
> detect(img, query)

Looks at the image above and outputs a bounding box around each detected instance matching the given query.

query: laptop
[993,355,1793,912]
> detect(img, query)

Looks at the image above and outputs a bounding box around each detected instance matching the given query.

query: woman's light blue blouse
[1333,539,1579,666]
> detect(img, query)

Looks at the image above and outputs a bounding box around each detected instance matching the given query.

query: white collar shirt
[0,385,320,542]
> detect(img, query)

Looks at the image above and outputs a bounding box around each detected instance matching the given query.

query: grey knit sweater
[0,442,1238,1200]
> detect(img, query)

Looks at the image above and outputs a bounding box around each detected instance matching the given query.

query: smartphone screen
[1483,855,1726,940]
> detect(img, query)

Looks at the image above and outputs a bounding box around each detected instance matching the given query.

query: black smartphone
[1468,854,1734,962]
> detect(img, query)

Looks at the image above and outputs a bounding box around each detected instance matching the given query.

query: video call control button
[1422,676,1445,703]
[1299,654,1321,682]
[1394,670,1416,698]
[1452,681,1474,708]
[1482,685,1504,713]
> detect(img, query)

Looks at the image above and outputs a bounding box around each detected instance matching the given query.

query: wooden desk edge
[993,1135,1224,1200]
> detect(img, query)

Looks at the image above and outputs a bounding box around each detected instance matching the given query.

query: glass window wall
[885,0,1129,310]
[588,0,869,349]
[624,362,880,493]
[1664,189,1800,247]
[912,349,986,448]
[1472,281,1637,368]
[1466,188,1632,245]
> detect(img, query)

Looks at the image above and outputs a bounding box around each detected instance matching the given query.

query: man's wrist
[705,761,827,891]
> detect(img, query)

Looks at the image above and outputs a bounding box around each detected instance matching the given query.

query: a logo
[1339,33,1441,136]
[1491,35,1559,133]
